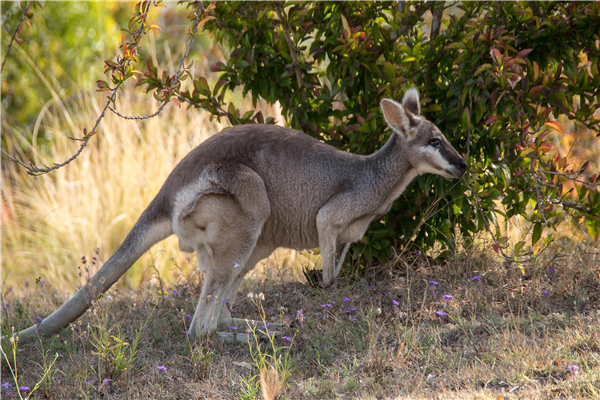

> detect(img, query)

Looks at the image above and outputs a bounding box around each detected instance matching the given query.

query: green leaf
[531,222,542,246]
[446,42,467,51]
[194,77,211,97]
[514,241,526,254]
[474,63,493,76]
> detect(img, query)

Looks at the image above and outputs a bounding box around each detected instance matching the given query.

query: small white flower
[247,292,254,299]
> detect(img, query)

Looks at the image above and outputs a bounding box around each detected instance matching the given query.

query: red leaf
[485,115,500,125]
[210,61,226,73]
[544,121,564,135]
[580,160,589,174]
[517,48,533,59]
[492,243,500,254]
[490,48,502,64]
[171,97,181,108]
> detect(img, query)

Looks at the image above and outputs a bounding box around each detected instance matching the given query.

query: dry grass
[1,243,599,399]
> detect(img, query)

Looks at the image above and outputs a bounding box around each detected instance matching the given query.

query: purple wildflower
[542,290,549,297]
[262,322,269,329]
[343,296,350,302]
[436,310,449,321]
[2,382,11,388]
[84,381,91,386]
[19,387,30,392]
[223,298,231,304]
[471,275,481,283]
[171,290,177,294]
[282,336,292,342]
[230,326,238,330]
[346,307,355,313]
[567,364,579,380]
[429,280,438,286]
[412,250,421,255]
[234,262,240,268]
[443,294,453,301]
[36,316,43,324]
[267,308,273,314]
[392,300,400,306]
[157,365,167,373]
[1,303,9,310]
[102,378,112,385]
[184,314,191,319]
[320,303,332,308]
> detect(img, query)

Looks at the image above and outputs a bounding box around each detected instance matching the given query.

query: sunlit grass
[1,84,283,295]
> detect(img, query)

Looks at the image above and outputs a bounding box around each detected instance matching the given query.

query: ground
[1,246,599,400]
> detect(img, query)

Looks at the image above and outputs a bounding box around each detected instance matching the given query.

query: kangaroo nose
[458,159,467,172]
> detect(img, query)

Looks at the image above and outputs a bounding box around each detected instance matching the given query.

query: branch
[1,1,33,74]
[108,3,204,120]
[275,4,306,104]
[539,169,600,187]
[10,88,119,176]
[561,200,597,215]
[430,3,444,41]
[527,1,542,17]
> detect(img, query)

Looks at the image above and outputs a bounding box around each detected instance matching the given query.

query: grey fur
[15,88,466,342]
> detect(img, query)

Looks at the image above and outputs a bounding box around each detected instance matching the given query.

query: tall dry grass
[1,84,283,296]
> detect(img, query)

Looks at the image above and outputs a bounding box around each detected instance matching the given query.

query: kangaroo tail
[14,208,173,344]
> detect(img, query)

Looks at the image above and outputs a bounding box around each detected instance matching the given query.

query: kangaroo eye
[429,138,441,147]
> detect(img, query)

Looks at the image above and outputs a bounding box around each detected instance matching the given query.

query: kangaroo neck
[364,132,417,200]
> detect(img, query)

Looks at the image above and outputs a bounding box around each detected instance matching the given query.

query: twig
[1,1,33,74]
[530,159,549,224]
[108,3,204,120]
[11,89,119,176]
[539,169,600,187]
[561,200,597,215]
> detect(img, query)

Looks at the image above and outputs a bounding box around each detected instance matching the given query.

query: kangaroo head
[381,88,467,178]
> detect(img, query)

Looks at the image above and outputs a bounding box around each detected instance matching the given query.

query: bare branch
[1,1,33,74]
[18,89,119,176]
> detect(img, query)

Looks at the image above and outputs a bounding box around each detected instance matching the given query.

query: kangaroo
[14,88,466,343]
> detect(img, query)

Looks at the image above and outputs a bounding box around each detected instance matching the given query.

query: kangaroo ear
[402,87,420,116]
[381,98,410,134]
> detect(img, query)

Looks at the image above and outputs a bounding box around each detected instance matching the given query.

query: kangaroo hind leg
[181,166,270,336]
